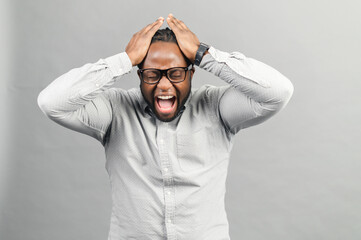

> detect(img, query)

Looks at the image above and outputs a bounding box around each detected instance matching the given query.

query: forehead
[142,42,188,69]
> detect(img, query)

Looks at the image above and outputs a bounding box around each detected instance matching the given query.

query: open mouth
[155,95,177,115]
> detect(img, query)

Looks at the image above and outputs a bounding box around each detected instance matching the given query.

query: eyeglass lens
[142,68,186,83]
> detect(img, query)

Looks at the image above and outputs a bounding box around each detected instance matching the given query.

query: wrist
[125,51,136,67]
[194,42,210,66]
[105,52,133,76]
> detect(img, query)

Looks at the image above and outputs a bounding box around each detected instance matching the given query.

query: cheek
[141,84,156,101]
[180,81,191,96]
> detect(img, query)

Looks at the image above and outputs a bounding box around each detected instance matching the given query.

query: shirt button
[164,167,168,172]
[167,191,171,195]
[167,219,172,223]
[160,139,164,144]
[95,83,100,87]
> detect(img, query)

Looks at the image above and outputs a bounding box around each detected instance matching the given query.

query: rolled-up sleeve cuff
[104,52,133,77]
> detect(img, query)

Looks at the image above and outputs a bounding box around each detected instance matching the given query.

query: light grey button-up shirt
[37,46,294,240]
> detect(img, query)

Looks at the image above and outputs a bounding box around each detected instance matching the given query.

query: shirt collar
[137,88,193,118]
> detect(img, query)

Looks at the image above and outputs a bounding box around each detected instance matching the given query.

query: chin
[155,112,179,122]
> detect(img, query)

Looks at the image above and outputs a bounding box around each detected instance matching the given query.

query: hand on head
[125,17,164,67]
[125,13,200,67]
[166,13,200,64]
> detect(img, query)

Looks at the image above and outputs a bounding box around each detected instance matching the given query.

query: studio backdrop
[1,0,360,239]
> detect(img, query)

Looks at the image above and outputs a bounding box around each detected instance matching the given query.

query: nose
[157,74,173,90]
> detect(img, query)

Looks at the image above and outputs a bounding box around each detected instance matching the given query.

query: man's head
[137,27,195,122]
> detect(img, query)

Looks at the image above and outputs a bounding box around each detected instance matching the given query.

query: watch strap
[194,42,210,66]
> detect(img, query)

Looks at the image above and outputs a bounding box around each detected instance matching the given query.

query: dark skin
[139,41,194,122]
[125,13,209,122]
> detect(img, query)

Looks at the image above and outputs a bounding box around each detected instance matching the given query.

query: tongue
[158,99,173,108]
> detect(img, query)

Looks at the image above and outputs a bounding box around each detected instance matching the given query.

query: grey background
[1,0,360,239]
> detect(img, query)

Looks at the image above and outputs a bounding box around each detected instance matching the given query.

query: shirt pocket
[176,128,211,172]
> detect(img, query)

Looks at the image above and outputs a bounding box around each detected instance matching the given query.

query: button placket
[157,122,177,239]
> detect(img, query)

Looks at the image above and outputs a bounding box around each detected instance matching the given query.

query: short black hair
[137,27,192,69]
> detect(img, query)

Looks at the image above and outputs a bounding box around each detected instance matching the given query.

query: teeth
[157,96,174,100]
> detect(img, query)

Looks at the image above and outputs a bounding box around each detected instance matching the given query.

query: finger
[147,17,164,34]
[175,19,188,30]
[167,14,183,31]
[172,15,187,31]
[142,17,163,33]
[166,16,174,28]
[168,13,180,27]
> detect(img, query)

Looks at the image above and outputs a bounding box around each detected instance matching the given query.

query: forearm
[200,46,294,104]
[37,52,132,118]
[199,46,294,133]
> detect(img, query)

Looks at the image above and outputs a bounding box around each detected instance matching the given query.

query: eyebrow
[141,66,188,70]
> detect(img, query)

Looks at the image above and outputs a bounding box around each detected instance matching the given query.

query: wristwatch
[194,42,210,66]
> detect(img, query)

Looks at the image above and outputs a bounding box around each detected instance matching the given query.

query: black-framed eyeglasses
[137,64,193,84]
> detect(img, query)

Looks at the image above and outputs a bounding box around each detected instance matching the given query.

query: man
[37,13,294,240]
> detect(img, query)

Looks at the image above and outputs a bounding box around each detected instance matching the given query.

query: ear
[189,66,195,80]
[137,69,142,81]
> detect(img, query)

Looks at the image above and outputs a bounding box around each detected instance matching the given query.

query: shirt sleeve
[199,46,294,135]
[37,52,133,145]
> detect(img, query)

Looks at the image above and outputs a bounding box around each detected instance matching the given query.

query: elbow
[37,91,63,120]
[283,78,294,103]
[273,78,294,110]
[280,79,294,103]
[37,89,54,116]
[271,73,294,103]
[261,78,294,114]
[37,90,47,112]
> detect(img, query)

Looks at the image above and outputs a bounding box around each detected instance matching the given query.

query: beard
[140,85,192,123]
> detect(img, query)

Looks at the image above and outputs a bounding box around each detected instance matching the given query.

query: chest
[106,105,232,174]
